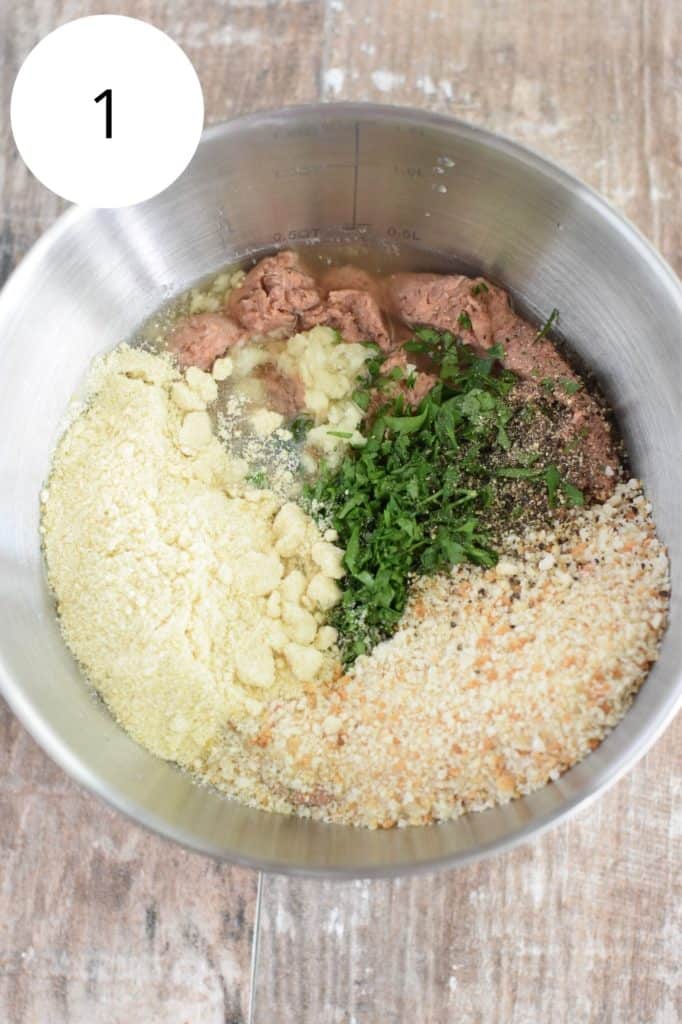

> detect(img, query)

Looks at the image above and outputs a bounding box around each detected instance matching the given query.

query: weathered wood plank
[0,707,259,1024]
[320,0,681,275]
[254,723,681,1024]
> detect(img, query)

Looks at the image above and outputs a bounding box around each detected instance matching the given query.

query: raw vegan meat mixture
[41,251,670,828]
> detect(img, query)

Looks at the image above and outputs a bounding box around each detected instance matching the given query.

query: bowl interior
[0,105,679,875]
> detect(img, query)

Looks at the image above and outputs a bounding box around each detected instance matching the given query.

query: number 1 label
[11,16,204,206]
[94,88,112,139]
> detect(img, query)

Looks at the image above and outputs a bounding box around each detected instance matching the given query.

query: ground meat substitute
[172,252,619,502]
[228,251,322,335]
[387,272,619,500]
[228,251,393,351]
[303,287,392,350]
[168,312,243,370]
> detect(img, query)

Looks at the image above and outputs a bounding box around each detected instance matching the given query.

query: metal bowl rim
[0,101,679,878]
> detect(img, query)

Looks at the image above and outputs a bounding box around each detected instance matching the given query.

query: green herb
[326,430,353,439]
[351,388,371,411]
[290,413,314,442]
[403,328,449,354]
[543,464,585,507]
[544,464,562,506]
[471,281,489,296]
[304,329,517,664]
[458,310,473,331]
[518,450,541,467]
[534,307,559,343]
[543,373,584,397]
[498,462,584,508]
[560,479,585,506]
[246,469,268,488]
[382,408,429,434]
[304,326,587,664]
[496,466,545,480]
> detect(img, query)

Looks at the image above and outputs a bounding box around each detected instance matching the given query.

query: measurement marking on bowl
[387,226,421,241]
[352,121,360,229]
[273,227,322,243]
[270,222,373,245]
[393,165,424,178]
[273,163,356,179]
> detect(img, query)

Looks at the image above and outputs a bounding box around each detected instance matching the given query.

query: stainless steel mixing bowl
[0,104,679,877]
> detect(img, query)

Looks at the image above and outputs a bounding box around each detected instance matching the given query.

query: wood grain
[321,0,681,275]
[1,1,680,1022]
[254,723,681,1024]
[0,709,259,1024]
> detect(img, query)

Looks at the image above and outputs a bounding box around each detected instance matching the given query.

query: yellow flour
[41,346,341,766]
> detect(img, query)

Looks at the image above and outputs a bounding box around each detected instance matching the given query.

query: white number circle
[11,16,204,208]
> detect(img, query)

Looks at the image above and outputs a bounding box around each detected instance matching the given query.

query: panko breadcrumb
[200,481,669,828]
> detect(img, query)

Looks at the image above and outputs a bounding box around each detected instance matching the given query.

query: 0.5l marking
[94,88,112,139]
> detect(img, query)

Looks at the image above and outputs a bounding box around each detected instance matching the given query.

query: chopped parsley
[303,326,585,665]
[246,469,268,489]
[498,463,584,508]
[534,307,559,343]
[540,376,581,396]
[560,378,581,395]
[470,281,489,296]
[305,329,516,663]
[290,413,314,442]
[458,310,473,331]
[351,388,371,411]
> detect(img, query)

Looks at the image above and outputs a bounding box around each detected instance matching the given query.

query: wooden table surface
[1,2,680,1022]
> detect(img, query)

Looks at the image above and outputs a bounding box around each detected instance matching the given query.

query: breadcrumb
[200,481,669,828]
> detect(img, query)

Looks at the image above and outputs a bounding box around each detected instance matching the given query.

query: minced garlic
[278,326,369,466]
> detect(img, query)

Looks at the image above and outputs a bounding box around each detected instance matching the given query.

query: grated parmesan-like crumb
[41,346,342,767]
[199,481,669,828]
